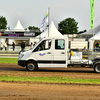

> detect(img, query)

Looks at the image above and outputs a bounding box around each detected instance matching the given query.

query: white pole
[93,0,95,53]
[48,7,50,37]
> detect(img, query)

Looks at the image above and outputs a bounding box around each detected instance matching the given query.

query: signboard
[0,32,35,37]
[68,34,73,38]
[71,41,88,49]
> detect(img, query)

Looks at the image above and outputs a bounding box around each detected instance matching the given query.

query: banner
[90,0,95,29]
[71,41,88,49]
[40,10,49,32]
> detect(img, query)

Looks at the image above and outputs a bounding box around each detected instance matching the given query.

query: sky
[0,0,100,31]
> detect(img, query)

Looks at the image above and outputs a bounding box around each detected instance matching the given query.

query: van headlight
[19,54,24,59]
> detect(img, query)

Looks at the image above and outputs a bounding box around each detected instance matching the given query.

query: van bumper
[18,60,26,67]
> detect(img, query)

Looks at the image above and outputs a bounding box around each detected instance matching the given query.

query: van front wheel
[94,63,100,73]
[26,61,37,71]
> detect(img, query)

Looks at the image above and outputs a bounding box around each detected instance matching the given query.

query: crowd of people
[0,41,16,51]
[0,41,8,51]
[0,41,37,51]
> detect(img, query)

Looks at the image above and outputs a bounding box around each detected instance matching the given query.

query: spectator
[1,42,3,50]
[4,41,7,51]
[82,46,87,52]
[12,42,15,51]
[95,43,99,48]
[99,44,100,51]
[33,41,37,46]
[21,41,26,51]
[30,42,33,49]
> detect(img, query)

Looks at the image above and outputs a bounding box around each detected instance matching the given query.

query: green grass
[0,76,100,84]
[0,58,18,64]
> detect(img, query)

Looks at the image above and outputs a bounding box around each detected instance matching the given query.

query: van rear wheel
[26,61,37,71]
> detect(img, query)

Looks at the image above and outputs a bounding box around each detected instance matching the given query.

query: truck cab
[18,36,68,71]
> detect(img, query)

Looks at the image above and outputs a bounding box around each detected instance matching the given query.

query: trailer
[18,36,100,73]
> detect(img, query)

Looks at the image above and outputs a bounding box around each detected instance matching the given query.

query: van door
[53,39,67,68]
[34,39,52,67]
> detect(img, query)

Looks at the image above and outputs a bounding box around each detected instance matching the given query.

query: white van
[18,36,100,73]
[18,36,68,71]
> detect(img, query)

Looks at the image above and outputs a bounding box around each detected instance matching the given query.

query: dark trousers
[21,47,25,51]
[5,47,7,51]
[13,47,15,51]
[1,47,3,50]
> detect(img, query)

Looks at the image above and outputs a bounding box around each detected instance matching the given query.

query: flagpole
[93,1,95,52]
[48,7,50,37]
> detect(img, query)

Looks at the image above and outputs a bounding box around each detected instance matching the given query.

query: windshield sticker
[39,53,46,56]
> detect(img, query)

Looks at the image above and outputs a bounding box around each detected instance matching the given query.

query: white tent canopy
[90,31,100,40]
[5,27,10,32]
[36,21,64,38]
[82,25,100,35]
[89,31,100,50]
[11,20,25,32]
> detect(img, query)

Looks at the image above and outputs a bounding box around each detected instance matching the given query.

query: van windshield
[30,39,43,50]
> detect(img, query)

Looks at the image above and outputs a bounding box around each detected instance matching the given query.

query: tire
[94,63,100,73]
[26,61,37,71]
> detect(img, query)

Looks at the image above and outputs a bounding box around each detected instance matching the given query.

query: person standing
[95,43,99,48]
[99,44,100,51]
[12,42,15,51]
[30,42,33,49]
[1,42,3,50]
[21,41,26,51]
[4,41,7,51]
[33,41,37,46]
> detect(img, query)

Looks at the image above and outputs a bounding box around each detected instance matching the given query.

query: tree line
[0,16,86,36]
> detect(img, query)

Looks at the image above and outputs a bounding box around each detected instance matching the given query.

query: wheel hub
[28,64,35,70]
[95,65,100,73]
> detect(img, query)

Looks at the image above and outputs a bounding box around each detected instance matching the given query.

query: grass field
[0,58,18,64]
[0,76,100,84]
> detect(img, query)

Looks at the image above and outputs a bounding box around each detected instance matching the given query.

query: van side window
[55,39,65,50]
[33,39,51,52]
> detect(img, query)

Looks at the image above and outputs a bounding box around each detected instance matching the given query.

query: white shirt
[1,44,3,48]
[4,43,7,47]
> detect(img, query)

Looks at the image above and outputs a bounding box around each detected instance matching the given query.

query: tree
[78,29,87,34]
[28,26,41,36]
[0,16,7,30]
[58,18,79,34]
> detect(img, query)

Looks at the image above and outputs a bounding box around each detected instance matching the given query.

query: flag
[40,10,49,32]
[90,0,95,29]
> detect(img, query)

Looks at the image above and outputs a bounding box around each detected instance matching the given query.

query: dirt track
[0,64,100,100]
